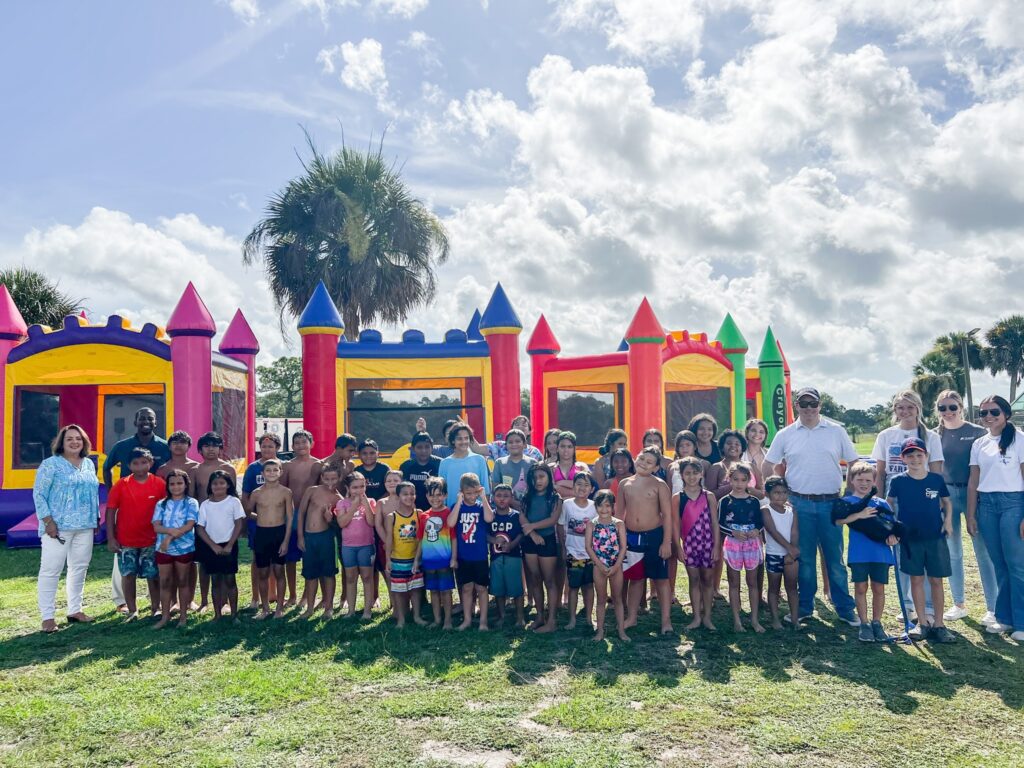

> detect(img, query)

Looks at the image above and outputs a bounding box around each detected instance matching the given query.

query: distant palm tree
[242,131,449,340]
[0,267,84,328]
[985,315,1024,403]
[912,349,959,416]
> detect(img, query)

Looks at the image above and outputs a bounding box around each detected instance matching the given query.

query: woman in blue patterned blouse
[33,424,100,633]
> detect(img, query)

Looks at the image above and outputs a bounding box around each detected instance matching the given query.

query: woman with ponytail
[967,395,1024,640]
[592,429,628,487]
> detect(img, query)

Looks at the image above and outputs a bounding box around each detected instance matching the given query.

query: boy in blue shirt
[488,484,525,627]
[887,438,955,643]
[834,461,900,642]
[447,473,494,632]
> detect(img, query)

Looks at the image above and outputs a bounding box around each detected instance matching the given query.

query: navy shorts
[900,538,951,578]
[456,559,490,589]
[850,561,891,584]
[520,533,558,558]
[623,528,668,581]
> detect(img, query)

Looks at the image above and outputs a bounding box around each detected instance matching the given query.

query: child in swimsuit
[552,431,589,499]
[718,463,765,633]
[675,457,721,631]
[585,489,628,642]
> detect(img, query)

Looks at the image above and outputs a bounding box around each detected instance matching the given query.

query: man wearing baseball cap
[885,437,957,642]
[765,387,861,625]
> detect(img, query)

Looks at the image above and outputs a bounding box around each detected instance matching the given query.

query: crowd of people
[30,388,1024,644]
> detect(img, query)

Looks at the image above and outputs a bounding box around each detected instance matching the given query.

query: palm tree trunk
[343,307,360,342]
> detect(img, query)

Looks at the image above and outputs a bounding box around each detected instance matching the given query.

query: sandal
[41,620,59,634]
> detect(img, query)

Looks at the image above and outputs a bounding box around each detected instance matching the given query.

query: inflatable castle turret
[478,283,523,440]
[0,286,29,493]
[757,327,789,441]
[297,282,345,458]
[219,309,261,462]
[167,283,217,461]
[526,314,561,452]
[715,313,749,429]
[624,298,666,448]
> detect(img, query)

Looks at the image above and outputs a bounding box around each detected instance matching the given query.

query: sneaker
[908,623,930,641]
[943,605,968,622]
[871,621,893,643]
[784,611,814,624]
[1011,631,1024,642]
[980,611,997,627]
[858,624,875,642]
[931,626,957,644]
[838,611,861,627]
[986,622,1012,634]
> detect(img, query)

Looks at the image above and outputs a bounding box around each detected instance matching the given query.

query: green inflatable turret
[715,313,748,428]
[758,327,787,441]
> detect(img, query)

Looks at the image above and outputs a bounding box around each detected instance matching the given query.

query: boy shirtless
[157,431,199,481]
[617,447,674,634]
[281,430,321,608]
[249,459,294,619]
[297,464,343,619]
[193,432,237,611]
[315,434,358,485]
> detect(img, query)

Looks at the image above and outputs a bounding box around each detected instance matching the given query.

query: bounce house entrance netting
[665,387,732,436]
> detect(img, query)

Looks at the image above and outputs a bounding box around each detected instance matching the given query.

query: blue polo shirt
[103,434,171,479]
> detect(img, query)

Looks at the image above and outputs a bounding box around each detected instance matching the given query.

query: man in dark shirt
[399,432,442,510]
[356,439,391,500]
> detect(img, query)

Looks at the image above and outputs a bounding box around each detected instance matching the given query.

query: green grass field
[1,544,1022,768]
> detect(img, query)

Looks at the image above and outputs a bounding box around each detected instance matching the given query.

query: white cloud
[317,38,392,112]
[16,207,296,361]
[224,0,261,24]
[371,0,429,19]
[553,0,705,61]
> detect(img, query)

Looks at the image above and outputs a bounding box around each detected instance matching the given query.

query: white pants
[38,529,94,621]
[111,556,125,606]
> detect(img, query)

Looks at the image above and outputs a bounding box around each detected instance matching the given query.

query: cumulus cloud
[317,38,392,112]
[224,0,260,24]
[15,207,296,361]
[371,0,428,18]
[553,0,705,62]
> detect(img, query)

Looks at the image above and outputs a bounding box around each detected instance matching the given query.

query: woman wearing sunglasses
[936,390,997,625]
[967,396,1024,640]
[32,424,101,633]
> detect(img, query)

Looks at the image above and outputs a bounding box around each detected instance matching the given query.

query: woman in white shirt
[967,395,1024,640]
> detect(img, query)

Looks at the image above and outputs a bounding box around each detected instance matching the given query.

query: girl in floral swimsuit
[675,457,721,631]
[585,489,629,643]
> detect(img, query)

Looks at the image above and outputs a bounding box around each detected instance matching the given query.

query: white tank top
[764,502,794,557]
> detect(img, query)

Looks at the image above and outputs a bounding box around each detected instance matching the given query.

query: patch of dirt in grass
[657,735,759,767]
[516,697,571,737]
[420,740,517,768]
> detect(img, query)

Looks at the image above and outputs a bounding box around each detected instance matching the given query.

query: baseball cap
[795,387,820,402]
[900,437,927,455]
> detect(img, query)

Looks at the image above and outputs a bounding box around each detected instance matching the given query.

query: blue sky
[3,0,1023,407]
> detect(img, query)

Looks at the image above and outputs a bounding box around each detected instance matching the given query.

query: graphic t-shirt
[871,427,944,491]
[843,496,897,565]
[399,457,442,510]
[417,508,454,566]
[358,463,392,500]
[490,510,524,559]
[335,498,376,547]
[242,458,277,495]
[455,500,488,562]
[718,494,764,537]
[490,456,536,501]
[888,472,949,541]
[152,497,199,555]
[558,499,598,561]
[108,474,166,547]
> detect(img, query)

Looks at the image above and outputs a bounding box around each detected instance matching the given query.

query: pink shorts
[723,535,763,572]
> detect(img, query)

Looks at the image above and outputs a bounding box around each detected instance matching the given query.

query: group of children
[102,417,959,644]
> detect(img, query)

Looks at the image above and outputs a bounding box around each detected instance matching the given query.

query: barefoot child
[521,464,563,633]
[248,459,294,619]
[674,457,720,631]
[448,474,494,631]
[106,448,164,621]
[384,481,426,627]
[887,438,956,643]
[241,432,281,611]
[151,469,199,629]
[336,472,378,619]
[585,489,628,642]
[718,463,765,633]
[559,471,598,630]
[762,476,801,630]
[195,471,246,621]
[157,431,199,480]
[488,484,525,626]
[834,462,899,642]
[193,432,237,613]
[297,464,342,619]
[618,447,674,634]
[371,469,404,611]
[281,431,322,609]
[416,477,457,628]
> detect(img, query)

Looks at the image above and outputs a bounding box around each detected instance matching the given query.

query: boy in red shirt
[106,448,166,620]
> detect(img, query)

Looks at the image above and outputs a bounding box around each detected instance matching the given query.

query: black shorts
[520,532,558,558]
[254,525,287,569]
[850,561,891,584]
[566,558,594,589]
[456,559,490,589]
[900,538,951,578]
[197,538,239,576]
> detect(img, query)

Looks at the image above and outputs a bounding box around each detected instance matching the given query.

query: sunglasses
[797,400,820,408]
[978,408,1003,418]
[937,404,959,412]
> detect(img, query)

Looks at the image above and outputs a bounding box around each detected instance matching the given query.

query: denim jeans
[948,484,998,611]
[791,496,855,616]
[977,491,1024,630]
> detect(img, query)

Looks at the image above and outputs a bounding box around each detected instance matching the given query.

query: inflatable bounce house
[0,283,259,545]
[297,281,792,462]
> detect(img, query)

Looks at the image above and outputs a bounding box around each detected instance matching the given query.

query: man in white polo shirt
[765,387,861,626]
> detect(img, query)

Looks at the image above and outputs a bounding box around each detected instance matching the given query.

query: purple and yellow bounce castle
[296,281,793,463]
[0,283,258,544]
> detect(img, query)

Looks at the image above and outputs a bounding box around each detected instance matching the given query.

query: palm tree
[242,131,449,340]
[985,315,1024,403]
[911,349,959,417]
[0,267,84,328]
